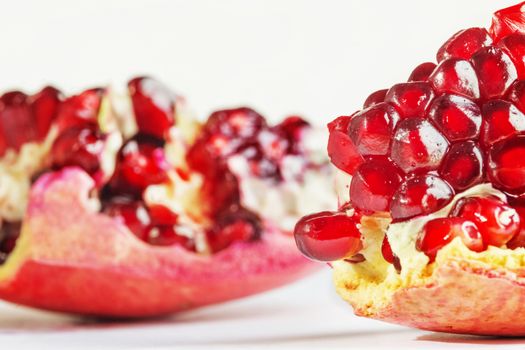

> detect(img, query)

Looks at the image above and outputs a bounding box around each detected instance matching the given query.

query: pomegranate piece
[257,130,289,163]
[363,89,388,108]
[451,196,520,248]
[349,159,403,212]
[390,174,453,221]
[498,33,525,79]
[112,134,171,196]
[148,204,178,226]
[429,58,480,99]
[437,27,492,62]
[439,141,483,191]
[146,226,195,250]
[274,116,309,153]
[327,115,363,174]
[416,217,483,262]
[103,198,151,241]
[408,62,436,82]
[348,103,400,157]
[507,80,525,112]
[0,91,34,151]
[56,88,104,132]
[428,94,481,142]
[294,211,362,262]
[481,100,525,146]
[381,235,394,264]
[50,126,105,177]
[390,117,449,174]
[128,77,175,139]
[471,46,517,99]
[208,209,261,253]
[204,107,266,140]
[29,86,62,141]
[488,136,525,193]
[384,82,435,118]
[490,2,525,42]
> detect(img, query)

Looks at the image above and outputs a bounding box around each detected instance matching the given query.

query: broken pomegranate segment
[295,2,525,335]
[0,77,335,317]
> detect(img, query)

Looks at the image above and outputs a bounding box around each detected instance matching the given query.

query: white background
[0,0,524,349]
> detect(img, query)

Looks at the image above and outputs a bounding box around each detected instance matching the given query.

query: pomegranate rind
[0,168,315,317]
[336,254,525,336]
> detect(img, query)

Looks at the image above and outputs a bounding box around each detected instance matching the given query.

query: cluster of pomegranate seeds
[295,4,525,264]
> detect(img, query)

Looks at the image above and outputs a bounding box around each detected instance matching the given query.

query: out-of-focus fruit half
[0,77,335,317]
[295,2,525,336]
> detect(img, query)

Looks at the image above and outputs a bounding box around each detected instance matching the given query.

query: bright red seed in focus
[294,211,362,262]
[498,33,525,79]
[385,82,435,118]
[408,62,437,82]
[481,100,525,146]
[490,2,525,42]
[437,27,492,62]
[429,58,480,99]
[363,89,388,108]
[439,141,484,192]
[507,205,525,249]
[488,136,525,193]
[451,196,520,248]
[471,46,517,100]
[417,217,483,262]
[327,115,363,175]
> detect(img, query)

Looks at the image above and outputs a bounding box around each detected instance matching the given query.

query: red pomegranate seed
[471,46,517,100]
[205,107,266,140]
[408,62,437,82]
[498,33,525,79]
[147,226,195,250]
[349,158,403,212]
[236,143,280,179]
[488,136,525,193]
[0,91,34,151]
[113,134,171,195]
[348,103,400,157]
[294,211,362,262]
[390,118,449,174]
[427,94,481,142]
[507,80,525,113]
[451,196,520,248]
[274,116,309,153]
[439,141,484,191]
[390,174,453,221]
[381,235,394,264]
[490,2,525,42]
[429,58,480,99]
[257,130,289,162]
[481,100,525,146]
[50,126,105,176]
[149,204,178,226]
[416,217,483,262]
[103,198,151,241]
[208,209,261,253]
[29,86,62,141]
[327,115,363,175]
[385,82,435,118]
[56,88,104,132]
[363,89,388,108]
[437,27,492,62]
[507,205,525,249]
[128,77,175,139]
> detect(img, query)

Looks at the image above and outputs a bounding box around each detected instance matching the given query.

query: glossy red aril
[327,115,363,174]
[481,100,525,146]
[471,47,517,99]
[390,118,449,174]
[408,62,437,82]
[507,80,525,112]
[50,127,105,176]
[490,2,525,42]
[385,82,435,118]
[103,198,151,241]
[56,88,104,132]
[350,159,403,212]
[428,94,481,141]
[452,196,520,248]
[488,136,525,193]
[128,77,175,139]
[363,89,388,108]
[205,107,266,140]
[381,236,394,264]
[390,174,453,221]
[437,27,492,62]
[348,103,400,157]
[0,91,34,151]
[417,217,483,262]
[294,211,362,262]
[439,141,483,191]
[29,86,62,141]
[113,135,171,195]
[498,33,525,78]
[146,226,195,250]
[429,58,480,99]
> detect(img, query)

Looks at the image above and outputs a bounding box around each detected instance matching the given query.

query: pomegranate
[296,2,525,335]
[0,76,334,317]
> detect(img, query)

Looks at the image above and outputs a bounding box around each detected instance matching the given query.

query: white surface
[0,0,524,349]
